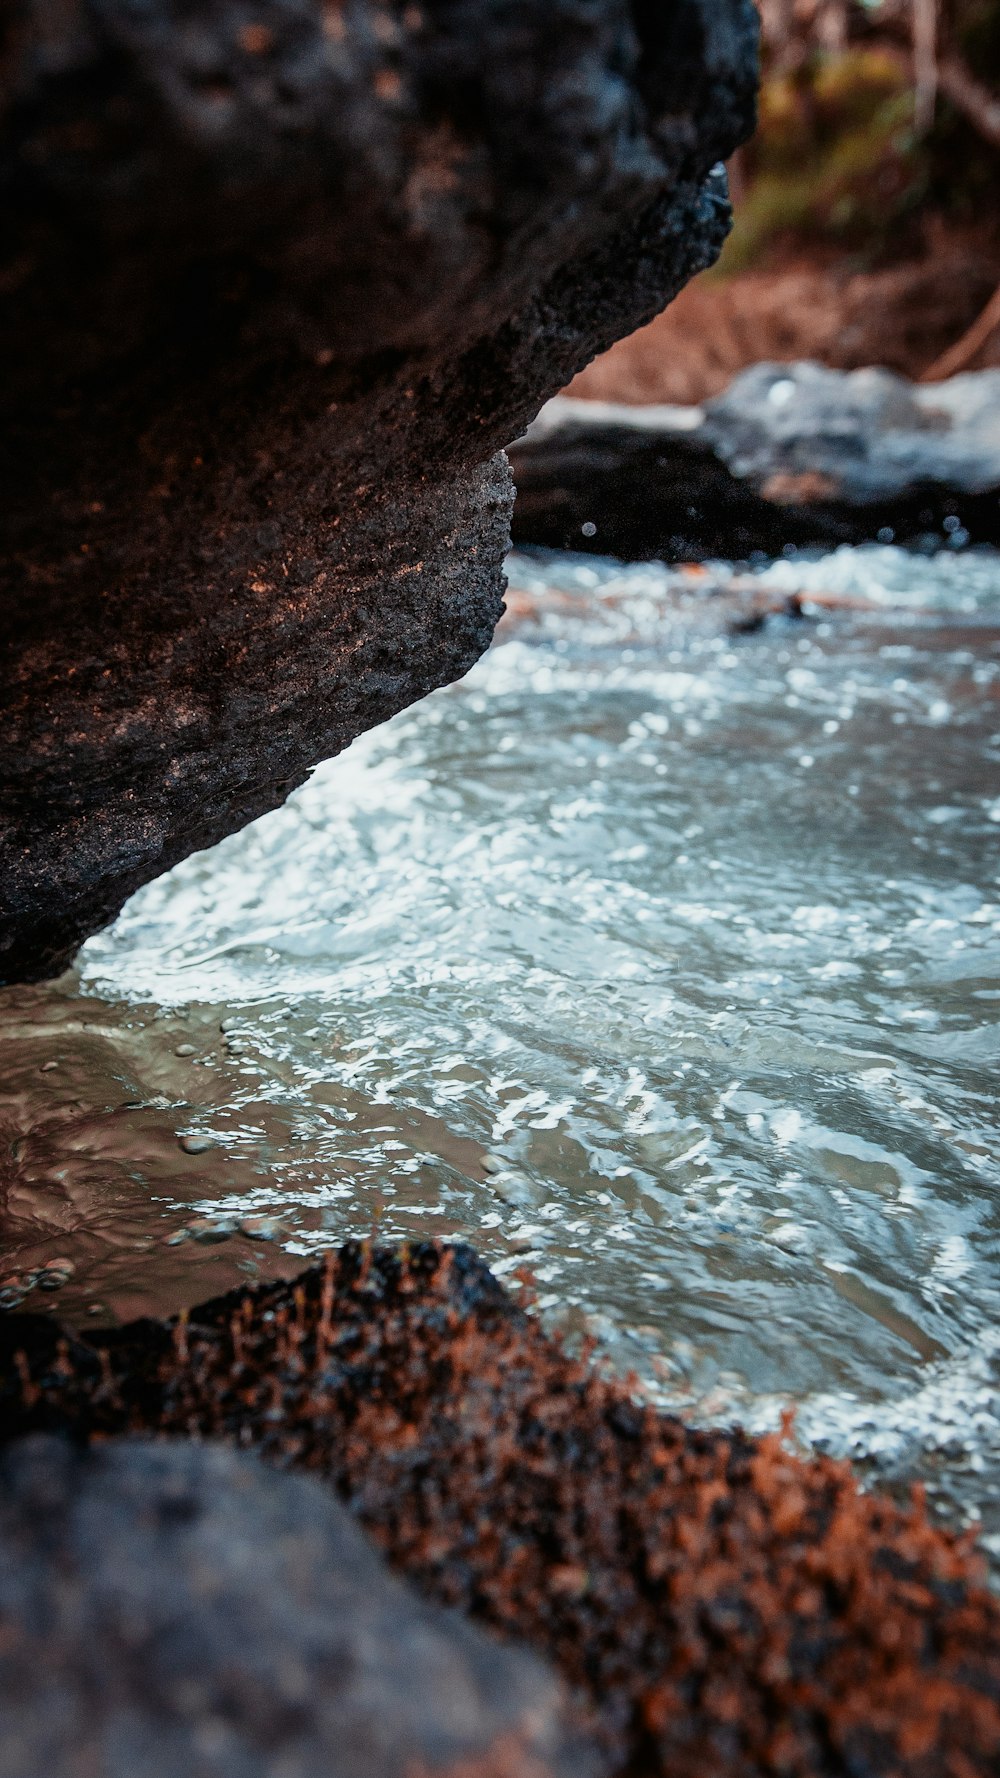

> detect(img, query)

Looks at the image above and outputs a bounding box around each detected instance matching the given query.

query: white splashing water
[5,542,1000,1549]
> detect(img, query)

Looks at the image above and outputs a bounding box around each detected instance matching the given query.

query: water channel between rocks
[2,543,998,1556]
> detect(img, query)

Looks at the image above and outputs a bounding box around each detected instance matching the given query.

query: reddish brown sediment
[2,1240,998,1778]
[564,236,1000,409]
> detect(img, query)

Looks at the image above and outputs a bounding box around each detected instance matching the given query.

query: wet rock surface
[510,363,1000,560]
[2,1240,999,1778]
[0,0,757,984]
[0,1433,600,1778]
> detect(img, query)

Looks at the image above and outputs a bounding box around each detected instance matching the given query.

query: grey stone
[707,361,1000,503]
[0,1436,606,1778]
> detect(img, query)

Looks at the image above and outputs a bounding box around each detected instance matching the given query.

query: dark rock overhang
[0,0,758,983]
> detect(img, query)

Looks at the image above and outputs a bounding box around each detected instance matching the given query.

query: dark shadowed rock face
[509,365,1000,562]
[0,0,757,983]
[0,1434,605,1778]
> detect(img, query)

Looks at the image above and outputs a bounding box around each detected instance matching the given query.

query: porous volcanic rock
[509,363,1000,560]
[0,1434,603,1778]
[3,1241,999,1778]
[0,0,757,983]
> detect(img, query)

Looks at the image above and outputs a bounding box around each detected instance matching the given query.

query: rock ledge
[0,0,757,983]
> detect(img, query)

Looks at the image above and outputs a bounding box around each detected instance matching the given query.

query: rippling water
[3,543,999,1553]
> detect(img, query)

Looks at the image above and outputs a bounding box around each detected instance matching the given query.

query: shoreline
[3,1238,999,1776]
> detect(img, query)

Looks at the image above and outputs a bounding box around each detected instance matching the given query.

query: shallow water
[3,543,999,1554]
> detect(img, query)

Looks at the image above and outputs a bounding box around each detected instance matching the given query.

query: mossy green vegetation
[725,48,923,269]
[721,3,1000,274]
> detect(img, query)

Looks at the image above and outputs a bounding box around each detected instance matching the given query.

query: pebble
[239,1215,291,1244]
[492,1174,548,1211]
[37,1257,75,1290]
[179,1132,217,1154]
[188,1217,238,1245]
[507,1232,537,1254]
[174,1043,198,1057]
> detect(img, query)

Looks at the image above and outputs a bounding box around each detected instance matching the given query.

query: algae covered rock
[2,1241,999,1778]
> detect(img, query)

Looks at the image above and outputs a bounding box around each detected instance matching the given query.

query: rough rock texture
[510,363,1000,560]
[0,0,757,984]
[3,1241,999,1778]
[0,1434,602,1778]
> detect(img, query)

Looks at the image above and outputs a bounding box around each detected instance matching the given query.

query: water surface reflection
[3,543,998,1552]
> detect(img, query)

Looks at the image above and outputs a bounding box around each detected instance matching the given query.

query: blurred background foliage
[730,0,1000,268]
[568,2,999,398]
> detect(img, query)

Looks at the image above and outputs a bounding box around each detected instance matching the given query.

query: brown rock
[2,1241,998,1777]
[0,0,757,983]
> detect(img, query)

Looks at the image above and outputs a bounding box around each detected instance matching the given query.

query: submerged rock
[0,0,757,983]
[510,363,1000,560]
[2,1240,999,1777]
[0,1434,601,1778]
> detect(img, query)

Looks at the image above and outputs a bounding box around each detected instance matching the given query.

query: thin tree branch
[921,280,1000,380]
[911,0,938,133]
[937,51,1000,148]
